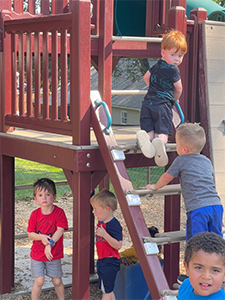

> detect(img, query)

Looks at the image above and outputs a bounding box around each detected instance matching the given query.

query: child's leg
[136,130,156,158]
[102,291,116,300]
[151,104,171,166]
[97,258,120,300]
[209,205,223,237]
[186,207,214,241]
[155,133,168,144]
[52,277,65,300]
[152,134,168,167]
[148,130,155,141]
[31,276,45,300]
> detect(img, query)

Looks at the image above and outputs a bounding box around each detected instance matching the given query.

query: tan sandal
[136,130,156,158]
[152,138,168,167]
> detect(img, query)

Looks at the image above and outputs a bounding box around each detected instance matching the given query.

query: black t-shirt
[144,59,181,106]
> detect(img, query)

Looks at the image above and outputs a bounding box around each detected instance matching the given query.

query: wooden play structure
[0,0,225,299]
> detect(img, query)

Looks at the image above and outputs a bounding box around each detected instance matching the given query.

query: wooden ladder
[90,91,179,299]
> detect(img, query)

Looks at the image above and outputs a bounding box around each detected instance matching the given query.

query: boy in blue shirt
[178,232,225,299]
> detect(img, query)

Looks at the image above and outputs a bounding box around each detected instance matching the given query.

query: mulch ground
[2,194,186,299]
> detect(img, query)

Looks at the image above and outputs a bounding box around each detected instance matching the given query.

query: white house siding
[202,21,225,208]
[112,107,141,126]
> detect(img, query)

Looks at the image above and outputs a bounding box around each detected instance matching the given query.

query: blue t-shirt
[178,278,225,299]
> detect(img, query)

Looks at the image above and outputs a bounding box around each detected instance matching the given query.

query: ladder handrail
[94,99,112,134]
[174,102,185,125]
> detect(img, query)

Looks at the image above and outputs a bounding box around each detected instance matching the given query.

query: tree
[23,0,41,13]
[212,0,225,7]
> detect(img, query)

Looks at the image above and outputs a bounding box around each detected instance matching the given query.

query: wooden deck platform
[3,126,176,152]
[4,126,139,149]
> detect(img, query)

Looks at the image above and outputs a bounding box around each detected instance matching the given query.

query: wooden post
[168,6,187,33]
[70,0,91,146]
[164,6,187,287]
[172,0,186,9]
[97,0,113,109]
[91,0,100,36]
[0,0,11,11]
[186,8,207,123]
[0,10,13,132]
[190,7,207,22]
[0,154,15,294]
[168,6,187,117]
[69,1,92,299]
[64,169,91,300]
[145,0,155,37]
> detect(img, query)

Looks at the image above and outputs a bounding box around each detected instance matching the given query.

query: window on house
[121,111,127,125]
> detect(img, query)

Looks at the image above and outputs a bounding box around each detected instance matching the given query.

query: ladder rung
[155,230,185,239]
[143,227,225,245]
[109,143,177,153]
[143,234,185,245]
[161,289,178,297]
[108,144,138,151]
[166,143,177,151]
[127,184,181,197]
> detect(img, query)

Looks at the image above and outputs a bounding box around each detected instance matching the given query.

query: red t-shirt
[27,205,68,261]
[96,217,122,259]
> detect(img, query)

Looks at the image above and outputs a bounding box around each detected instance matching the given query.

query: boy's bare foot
[152,138,168,167]
[136,130,156,158]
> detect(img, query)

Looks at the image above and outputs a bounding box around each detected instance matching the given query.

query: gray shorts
[31,258,63,278]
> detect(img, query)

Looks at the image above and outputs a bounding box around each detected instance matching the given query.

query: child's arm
[27,226,65,245]
[27,232,50,246]
[50,226,65,243]
[143,70,151,86]
[173,79,183,102]
[44,227,65,261]
[44,244,53,261]
[96,226,122,250]
[146,172,174,191]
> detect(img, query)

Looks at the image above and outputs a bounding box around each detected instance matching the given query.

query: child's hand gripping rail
[172,102,185,129]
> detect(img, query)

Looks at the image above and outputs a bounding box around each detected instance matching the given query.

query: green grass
[15,159,164,201]
[15,158,71,201]
[108,166,164,193]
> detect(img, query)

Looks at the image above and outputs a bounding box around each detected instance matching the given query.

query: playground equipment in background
[114,0,225,36]
[186,0,225,21]
[1,0,224,299]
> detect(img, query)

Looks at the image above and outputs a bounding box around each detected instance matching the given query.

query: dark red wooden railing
[1,0,201,138]
[0,0,204,139]
[4,13,73,135]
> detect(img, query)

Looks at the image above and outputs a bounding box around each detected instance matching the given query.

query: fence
[15,158,164,201]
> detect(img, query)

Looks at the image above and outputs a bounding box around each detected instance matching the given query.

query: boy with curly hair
[178,232,225,299]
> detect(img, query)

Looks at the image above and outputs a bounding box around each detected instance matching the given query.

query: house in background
[91,58,158,126]
[37,59,157,124]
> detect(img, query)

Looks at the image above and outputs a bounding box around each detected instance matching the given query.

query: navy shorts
[140,101,173,135]
[186,205,223,241]
[97,257,120,293]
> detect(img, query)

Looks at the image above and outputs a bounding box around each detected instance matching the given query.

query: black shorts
[97,257,120,293]
[140,101,173,135]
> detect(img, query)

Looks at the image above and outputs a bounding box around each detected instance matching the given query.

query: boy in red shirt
[91,189,123,300]
[27,178,68,300]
